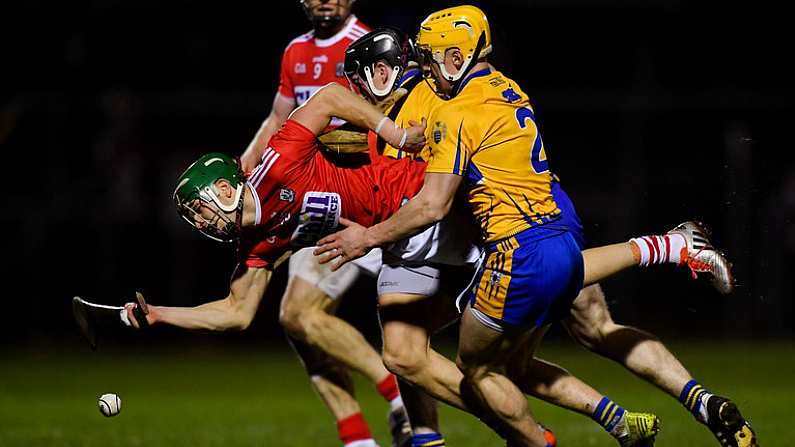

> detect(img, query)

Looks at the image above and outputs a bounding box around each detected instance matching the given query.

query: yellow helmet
[416,5,492,83]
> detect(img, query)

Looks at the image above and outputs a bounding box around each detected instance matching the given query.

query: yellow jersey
[381,70,441,161]
[424,67,560,242]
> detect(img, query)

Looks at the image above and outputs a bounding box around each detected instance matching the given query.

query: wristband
[398,128,407,149]
[375,116,389,134]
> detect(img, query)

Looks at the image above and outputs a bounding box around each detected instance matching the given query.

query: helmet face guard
[300,0,354,30]
[344,27,417,102]
[173,153,245,243]
[174,187,243,243]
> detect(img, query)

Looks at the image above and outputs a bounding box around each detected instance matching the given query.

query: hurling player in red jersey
[121,83,425,447]
[237,3,418,446]
[240,0,370,172]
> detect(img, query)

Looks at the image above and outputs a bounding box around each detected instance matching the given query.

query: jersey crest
[432,121,447,144]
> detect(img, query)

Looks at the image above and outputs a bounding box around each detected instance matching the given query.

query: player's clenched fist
[403,117,427,153]
[123,293,157,329]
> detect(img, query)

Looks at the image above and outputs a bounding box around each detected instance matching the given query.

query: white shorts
[383,211,482,267]
[379,212,482,296]
[288,247,382,300]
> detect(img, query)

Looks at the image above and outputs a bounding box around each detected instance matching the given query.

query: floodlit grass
[1,340,788,446]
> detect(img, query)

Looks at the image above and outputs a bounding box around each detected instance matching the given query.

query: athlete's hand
[314,217,370,271]
[123,302,158,329]
[402,118,427,153]
[239,151,259,176]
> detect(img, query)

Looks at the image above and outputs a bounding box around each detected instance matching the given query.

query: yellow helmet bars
[417,5,492,83]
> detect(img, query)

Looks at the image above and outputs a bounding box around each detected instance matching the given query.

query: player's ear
[449,48,465,70]
[375,61,389,84]
[214,179,233,199]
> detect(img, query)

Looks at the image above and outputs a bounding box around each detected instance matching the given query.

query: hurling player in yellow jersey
[316,5,746,447]
[346,21,652,445]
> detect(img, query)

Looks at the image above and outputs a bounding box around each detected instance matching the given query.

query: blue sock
[679,379,710,418]
[591,397,626,433]
[411,432,445,447]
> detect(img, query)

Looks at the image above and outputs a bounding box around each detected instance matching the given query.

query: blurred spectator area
[2,0,792,342]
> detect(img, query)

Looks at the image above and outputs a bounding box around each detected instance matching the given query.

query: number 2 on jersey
[514,105,549,174]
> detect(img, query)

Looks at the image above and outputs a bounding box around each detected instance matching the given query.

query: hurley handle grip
[132,292,150,329]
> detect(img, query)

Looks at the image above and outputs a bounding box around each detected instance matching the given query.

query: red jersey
[278,16,370,106]
[240,120,426,269]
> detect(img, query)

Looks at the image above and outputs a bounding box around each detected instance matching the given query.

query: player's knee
[567,286,616,351]
[279,305,309,339]
[455,354,487,382]
[382,342,425,380]
[569,323,603,351]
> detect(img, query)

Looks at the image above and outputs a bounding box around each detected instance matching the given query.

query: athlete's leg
[582,242,638,286]
[379,291,604,415]
[582,222,734,295]
[280,248,406,446]
[378,291,463,447]
[507,325,604,416]
[287,335,362,420]
[456,307,548,447]
[564,284,759,446]
[379,292,465,412]
[564,284,692,396]
[280,275,390,384]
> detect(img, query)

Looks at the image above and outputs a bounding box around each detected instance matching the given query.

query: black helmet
[299,0,355,30]
[344,27,417,100]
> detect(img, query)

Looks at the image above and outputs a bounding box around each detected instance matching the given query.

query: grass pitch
[1,339,789,446]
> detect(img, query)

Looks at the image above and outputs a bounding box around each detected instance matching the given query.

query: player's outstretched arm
[124,264,272,331]
[240,93,296,173]
[290,82,426,151]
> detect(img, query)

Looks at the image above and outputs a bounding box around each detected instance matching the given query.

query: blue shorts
[468,225,584,328]
[551,181,585,250]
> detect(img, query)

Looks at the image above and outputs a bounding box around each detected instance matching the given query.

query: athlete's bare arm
[316,172,462,269]
[290,83,426,150]
[125,264,272,331]
[240,93,297,172]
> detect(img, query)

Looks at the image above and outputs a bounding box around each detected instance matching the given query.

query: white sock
[630,234,686,266]
[344,440,378,447]
[389,396,404,412]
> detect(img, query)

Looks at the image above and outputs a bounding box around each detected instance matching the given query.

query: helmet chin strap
[437,53,473,83]
[204,182,244,213]
[364,65,400,98]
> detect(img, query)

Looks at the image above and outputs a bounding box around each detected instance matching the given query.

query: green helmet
[173,152,245,242]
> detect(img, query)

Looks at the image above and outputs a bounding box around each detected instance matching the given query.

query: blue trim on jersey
[453,120,464,175]
[523,106,536,122]
[399,68,421,87]
[506,192,535,223]
[466,160,484,186]
[455,67,492,95]
[521,192,536,214]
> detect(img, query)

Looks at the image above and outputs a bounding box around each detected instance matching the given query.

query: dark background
[3,0,793,349]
